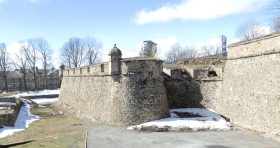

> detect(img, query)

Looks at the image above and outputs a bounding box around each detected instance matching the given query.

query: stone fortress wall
[177,33,280,141]
[59,34,279,141]
[216,33,280,141]
[59,45,170,125]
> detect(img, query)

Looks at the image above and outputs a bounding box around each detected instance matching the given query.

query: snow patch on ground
[128,108,230,131]
[31,98,59,105]
[0,107,11,110]
[0,102,16,105]
[0,103,39,138]
[13,89,60,98]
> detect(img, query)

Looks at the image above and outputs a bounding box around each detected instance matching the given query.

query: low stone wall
[0,98,22,126]
[59,59,170,125]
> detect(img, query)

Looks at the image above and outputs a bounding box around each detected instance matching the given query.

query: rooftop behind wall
[228,33,280,59]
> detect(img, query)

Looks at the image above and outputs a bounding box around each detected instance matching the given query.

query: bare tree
[270,0,280,12]
[13,48,28,91]
[201,44,221,57]
[61,38,85,68]
[61,45,72,68]
[22,39,38,90]
[165,44,197,64]
[85,37,102,64]
[271,16,280,33]
[236,21,269,40]
[0,43,10,91]
[36,38,52,89]
[61,37,103,68]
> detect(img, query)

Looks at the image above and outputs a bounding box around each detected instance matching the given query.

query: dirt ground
[0,105,87,148]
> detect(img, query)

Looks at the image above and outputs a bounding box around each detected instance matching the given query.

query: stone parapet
[228,33,280,59]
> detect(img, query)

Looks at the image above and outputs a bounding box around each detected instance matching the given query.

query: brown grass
[0,104,87,148]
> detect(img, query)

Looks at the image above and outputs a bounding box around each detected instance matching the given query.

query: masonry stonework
[59,47,170,125]
[177,33,280,142]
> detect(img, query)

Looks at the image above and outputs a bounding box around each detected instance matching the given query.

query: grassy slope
[0,105,87,148]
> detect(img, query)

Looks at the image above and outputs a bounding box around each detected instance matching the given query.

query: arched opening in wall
[208,70,217,77]
[80,68,82,74]
[87,67,90,73]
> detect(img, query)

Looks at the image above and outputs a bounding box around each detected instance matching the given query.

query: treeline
[0,37,102,91]
[164,43,224,64]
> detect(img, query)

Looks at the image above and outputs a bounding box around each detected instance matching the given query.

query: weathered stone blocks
[59,58,170,125]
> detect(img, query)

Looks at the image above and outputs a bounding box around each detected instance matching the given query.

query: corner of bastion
[58,44,170,125]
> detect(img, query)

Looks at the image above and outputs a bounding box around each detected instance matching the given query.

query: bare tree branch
[164,44,197,64]
[272,16,280,33]
[0,43,10,91]
[13,48,28,91]
[201,44,221,57]
[85,37,102,64]
[21,39,38,90]
[60,37,103,68]
[236,21,269,40]
[36,38,52,89]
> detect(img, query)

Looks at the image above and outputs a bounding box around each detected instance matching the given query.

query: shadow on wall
[163,71,204,109]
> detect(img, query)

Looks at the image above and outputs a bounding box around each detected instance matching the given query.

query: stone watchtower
[109,44,122,74]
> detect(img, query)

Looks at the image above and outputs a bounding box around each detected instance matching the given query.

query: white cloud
[134,0,271,24]
[6,42,21,58]
[153,36,178,59]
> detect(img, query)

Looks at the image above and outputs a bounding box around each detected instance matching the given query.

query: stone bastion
[59,45,170,125]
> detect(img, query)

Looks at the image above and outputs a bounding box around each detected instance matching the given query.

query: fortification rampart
[176,33,280,141]
[62,63,109,77]
[228,33,280,59]
[59,56,170,125]
[216,33,280,141]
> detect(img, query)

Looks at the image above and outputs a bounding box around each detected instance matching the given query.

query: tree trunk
[3,73,8,91]
[23,72,27,91]
[33,70,37,90]
[44,67,48,89]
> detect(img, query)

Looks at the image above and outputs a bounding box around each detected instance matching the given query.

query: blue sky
[0,0,275,67]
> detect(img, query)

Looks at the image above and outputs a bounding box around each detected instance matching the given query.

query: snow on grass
[127,108,230,132]
[0,107,11,110]
[14,89,60,98]
[0,102,16,105]
[0,103,39,138]
[31,98,59,105]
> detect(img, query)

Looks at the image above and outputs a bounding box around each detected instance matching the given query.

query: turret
[59,64,65,78]
[109,44,122,74]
